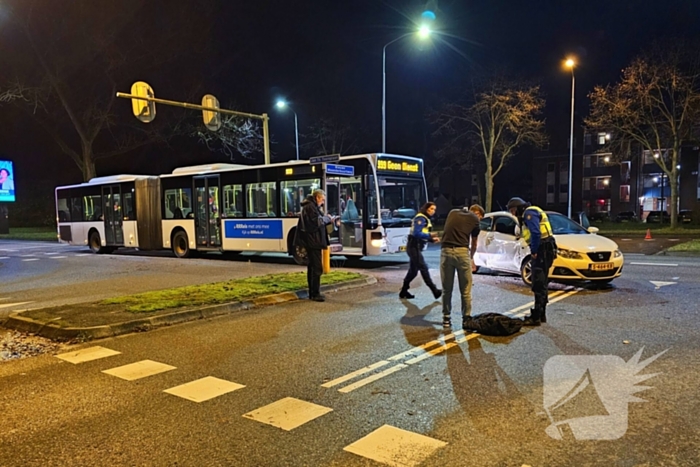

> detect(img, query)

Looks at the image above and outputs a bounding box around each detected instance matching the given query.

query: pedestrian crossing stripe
[242,397,332,431]
[343,424,447,467]
[102,360,176,381]
[164,376,245,403]
[56,346,121,364]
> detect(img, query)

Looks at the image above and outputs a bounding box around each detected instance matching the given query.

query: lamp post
[382,26,431,153]
[565,58,576,218]
[275,100,299,161]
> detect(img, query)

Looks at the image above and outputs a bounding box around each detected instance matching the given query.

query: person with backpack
[507,197,557,326]
[295,189,333,302]
[399,202,442,300]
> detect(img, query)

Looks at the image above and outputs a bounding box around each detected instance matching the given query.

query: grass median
[0,227,58,242]
[666,239,700,253]
[20,271,364,328]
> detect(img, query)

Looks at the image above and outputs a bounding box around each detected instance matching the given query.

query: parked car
[645,211,670,223]
[614,211,638,223]
[679,210,693,224]
[474,211,624,286]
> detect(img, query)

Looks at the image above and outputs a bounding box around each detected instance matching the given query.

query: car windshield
[548,212,588,234]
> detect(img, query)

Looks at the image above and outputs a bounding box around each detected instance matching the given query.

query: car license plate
[399,245,407,252]
[590,262,614,271]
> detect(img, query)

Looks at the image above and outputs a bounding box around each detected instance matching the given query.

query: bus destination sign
[377,158,421,175]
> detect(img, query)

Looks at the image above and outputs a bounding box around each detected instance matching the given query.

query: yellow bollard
[322,248,331,274]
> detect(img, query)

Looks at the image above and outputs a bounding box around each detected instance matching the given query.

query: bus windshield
[377,176,426,223]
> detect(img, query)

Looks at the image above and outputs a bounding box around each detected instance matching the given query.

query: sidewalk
[2,275,377,342]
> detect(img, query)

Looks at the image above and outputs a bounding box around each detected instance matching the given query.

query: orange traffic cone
[645,229,653,240]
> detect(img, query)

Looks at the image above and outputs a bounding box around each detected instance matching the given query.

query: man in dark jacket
[295,189,332,302]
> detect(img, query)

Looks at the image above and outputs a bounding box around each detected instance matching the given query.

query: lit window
[598,132,607,145]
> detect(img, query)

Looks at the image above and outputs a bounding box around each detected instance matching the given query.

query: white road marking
[327,288,581,393]
[0,302,33,309]
[75,253,92,257]
[650,281,677,289]
[344,424,447,467]
[321,360,392,388]
[0,256,9,260]
[242,397,332,431]
[102,360,176,381]
[50,256,68,259]
[44,252,60,255]
[56,346,121,364]
[164,377,245,403]
[21,258,40,262]
[630,262,678,267]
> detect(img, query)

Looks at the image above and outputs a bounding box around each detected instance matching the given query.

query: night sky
[2,0,700,200]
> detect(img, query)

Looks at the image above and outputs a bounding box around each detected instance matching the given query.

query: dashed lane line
[0,301,33,309]
[22,258,40,262]
[629,262,678,267]
[326,288,581,393]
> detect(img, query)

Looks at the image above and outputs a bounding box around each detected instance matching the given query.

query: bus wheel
[172,230,192,258]
[293,245,309,265]
[89,231,104,254]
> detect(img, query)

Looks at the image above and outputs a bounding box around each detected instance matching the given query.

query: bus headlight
[371,239,384,248]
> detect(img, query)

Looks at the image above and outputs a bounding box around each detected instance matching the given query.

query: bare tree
[432,77,548,212]
[300,118,363,157]
[0,0,212,181]
[191,114,264,161]
[587,41,700,228]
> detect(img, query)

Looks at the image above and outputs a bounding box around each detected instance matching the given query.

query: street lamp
[382,26,431,153]
[564,57,576,218]
[275,99,299,161]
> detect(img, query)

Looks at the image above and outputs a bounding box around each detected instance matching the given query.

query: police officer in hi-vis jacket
[507,197,557,326]
[399,202,442,300]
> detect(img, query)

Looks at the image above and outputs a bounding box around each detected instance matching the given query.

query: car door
[490,215,520,272]
[475,216,493,267]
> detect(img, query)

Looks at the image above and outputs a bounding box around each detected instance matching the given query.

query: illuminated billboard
[0,160,16,202]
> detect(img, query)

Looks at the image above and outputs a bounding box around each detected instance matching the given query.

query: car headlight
[613,249,623,258]
[557,248,583,260]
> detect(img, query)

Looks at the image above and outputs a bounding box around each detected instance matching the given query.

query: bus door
[194,175,221,248]
[102,185,124,245]
[324,178,341,248]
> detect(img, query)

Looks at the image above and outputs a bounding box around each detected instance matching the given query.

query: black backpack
[464,313,523,336]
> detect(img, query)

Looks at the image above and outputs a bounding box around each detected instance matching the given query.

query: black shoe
[432,289,443,300]
[442,317,451,330]
[399,289,415,299]
[541,311,547,323]
[310,295,325,302]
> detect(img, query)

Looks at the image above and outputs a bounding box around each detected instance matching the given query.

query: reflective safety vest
[521,206,553,244]
[410,212,432,237]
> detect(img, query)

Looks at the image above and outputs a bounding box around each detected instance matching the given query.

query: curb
[4,276,377,342]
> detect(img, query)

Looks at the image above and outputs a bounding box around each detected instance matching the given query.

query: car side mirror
[587,226,599,234]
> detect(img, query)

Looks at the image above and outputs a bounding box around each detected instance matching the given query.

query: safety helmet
[506,197,529,210]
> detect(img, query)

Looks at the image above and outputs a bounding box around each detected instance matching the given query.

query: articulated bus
[55,153,428,262]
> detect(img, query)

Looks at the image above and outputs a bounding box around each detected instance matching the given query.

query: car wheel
[172,230,192,258]
[88,231,105,254]
[293,245,309,265]
[520,257,533,287]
